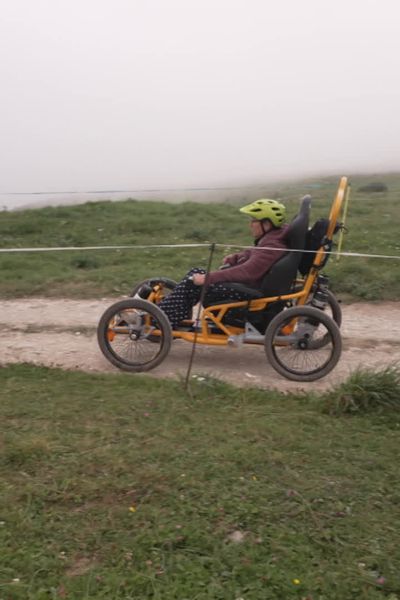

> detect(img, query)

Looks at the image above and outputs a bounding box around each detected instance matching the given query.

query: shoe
[133,284,152,300]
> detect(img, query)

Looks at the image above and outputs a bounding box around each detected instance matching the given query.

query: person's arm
[222,250,250,266]
[193,249,252,285]
[207,238,287,286]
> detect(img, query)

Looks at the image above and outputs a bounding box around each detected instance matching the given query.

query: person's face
[250,218,270,238]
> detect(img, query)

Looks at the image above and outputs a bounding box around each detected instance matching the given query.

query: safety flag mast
[336,179,351,262]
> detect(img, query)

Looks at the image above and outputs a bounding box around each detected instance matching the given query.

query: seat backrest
[260,195,311,296]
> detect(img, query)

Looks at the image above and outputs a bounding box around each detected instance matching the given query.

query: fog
[1,0,400,208]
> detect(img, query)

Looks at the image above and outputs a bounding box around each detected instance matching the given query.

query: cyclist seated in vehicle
[157,199,289,328]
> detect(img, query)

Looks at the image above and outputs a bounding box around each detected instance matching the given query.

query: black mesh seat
[259,194,311,295]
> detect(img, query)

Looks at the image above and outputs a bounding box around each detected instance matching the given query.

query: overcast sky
[1,0,400,195]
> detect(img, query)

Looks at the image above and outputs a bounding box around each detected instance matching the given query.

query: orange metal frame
[143,177,348,346]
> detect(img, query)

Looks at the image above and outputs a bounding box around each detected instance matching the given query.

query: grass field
[0,173,399,300]
[1,173,399,597]
[1,364,400,599]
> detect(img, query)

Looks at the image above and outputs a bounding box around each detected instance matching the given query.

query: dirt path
[1,298,399,392]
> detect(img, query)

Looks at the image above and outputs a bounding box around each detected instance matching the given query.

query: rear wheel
[307,289,342,349]
[294,284,342,325]
[294,286,342,349]
[310,288,342,326]
[97,299,172,372]
[264,305,342,382]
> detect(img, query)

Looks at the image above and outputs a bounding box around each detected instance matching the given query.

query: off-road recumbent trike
[97,177,349,382]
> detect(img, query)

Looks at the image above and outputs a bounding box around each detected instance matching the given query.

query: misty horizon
[1,166,398,212]
[1,0,400,206]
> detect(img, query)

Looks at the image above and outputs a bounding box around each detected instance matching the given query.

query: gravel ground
[1,298,399,392]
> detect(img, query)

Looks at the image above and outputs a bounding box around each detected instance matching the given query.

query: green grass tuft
[322,365,400,415]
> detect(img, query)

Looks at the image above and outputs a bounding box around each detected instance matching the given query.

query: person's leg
[158,268,205,328]
[203,283,259,328]
[203,283,257,306]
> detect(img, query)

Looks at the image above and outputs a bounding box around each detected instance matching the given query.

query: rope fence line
[0,243,399,260]
[0,243,210,253]
[218,244,400,261]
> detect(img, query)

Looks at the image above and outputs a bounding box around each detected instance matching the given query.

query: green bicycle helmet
[240,198,286,228]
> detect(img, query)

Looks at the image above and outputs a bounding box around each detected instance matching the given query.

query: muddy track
[1,298,399,392]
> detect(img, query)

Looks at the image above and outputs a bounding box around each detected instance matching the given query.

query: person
[157,199,289,328]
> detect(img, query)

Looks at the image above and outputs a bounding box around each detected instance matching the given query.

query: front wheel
[97,299,172,372]
[264,306,342,382]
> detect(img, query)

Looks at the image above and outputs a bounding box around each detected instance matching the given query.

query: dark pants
[158,268,257,328]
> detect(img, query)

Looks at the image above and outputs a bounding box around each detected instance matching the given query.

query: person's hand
[222,254,235,265]
[192,273,206,286]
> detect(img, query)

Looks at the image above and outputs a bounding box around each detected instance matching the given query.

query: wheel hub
[129,329,141,341]
[297,337,309,350]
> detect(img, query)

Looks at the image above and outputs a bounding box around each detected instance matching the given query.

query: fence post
[184,243,216,391]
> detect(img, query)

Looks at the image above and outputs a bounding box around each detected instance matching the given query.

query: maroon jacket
[207,224,290,288]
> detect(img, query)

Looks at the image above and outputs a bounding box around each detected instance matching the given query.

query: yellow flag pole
[336,183,351,262]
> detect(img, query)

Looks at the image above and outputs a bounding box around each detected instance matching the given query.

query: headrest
[285,195,311,250]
